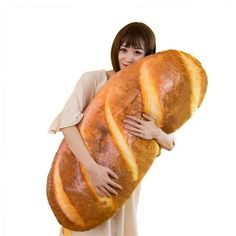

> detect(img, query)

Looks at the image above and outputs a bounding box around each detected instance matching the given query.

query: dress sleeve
[169,132,176,146]
[48,72,97,134]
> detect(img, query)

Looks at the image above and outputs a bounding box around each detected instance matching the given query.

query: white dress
[49,70,141,236]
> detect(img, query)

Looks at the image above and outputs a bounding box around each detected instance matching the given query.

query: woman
[49,22,175,236]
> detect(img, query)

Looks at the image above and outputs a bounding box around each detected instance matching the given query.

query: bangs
[121,34,145,50]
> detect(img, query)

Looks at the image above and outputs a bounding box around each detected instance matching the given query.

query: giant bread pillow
[47,50,208,231]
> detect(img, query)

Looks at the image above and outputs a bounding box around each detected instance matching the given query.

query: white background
[1,0,236,235]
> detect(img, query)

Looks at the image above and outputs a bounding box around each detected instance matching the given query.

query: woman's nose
[125,53,135,63]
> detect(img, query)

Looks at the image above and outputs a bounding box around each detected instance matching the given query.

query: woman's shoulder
[82,69,115,80]
[106,70,115,79]
[74,70,108,92]
[75,70,104,84]
[81,69,106,79]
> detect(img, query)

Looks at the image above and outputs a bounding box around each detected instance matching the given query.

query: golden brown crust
[47,50,208,231]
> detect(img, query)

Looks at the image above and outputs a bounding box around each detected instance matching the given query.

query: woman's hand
[62,126,123,198]
[123,113,175,151]
[123,113,159,139]
[86,162,123,198]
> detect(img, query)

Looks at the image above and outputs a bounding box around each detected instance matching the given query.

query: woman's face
[118,43,145,70]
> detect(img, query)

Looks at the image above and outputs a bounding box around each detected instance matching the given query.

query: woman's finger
[108,179,123,190]
[105,185,118,196]
[96,187,104,197]
[107,169,119,180]
[123,119,142,128]
[100,187,112,197]
[124,125,142,133]
[128,130,144,138]
[125,115,145,124]
[142,113,154,121]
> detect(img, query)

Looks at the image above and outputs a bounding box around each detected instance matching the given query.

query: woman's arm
[123,113,175,151]
[61,125,122,197]
[152,127,175,151]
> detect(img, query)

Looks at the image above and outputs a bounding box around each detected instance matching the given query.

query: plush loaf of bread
[47,50,207,231]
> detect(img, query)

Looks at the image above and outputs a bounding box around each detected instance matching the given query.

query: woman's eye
[120,48,127,53]
[135,51,143,55]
